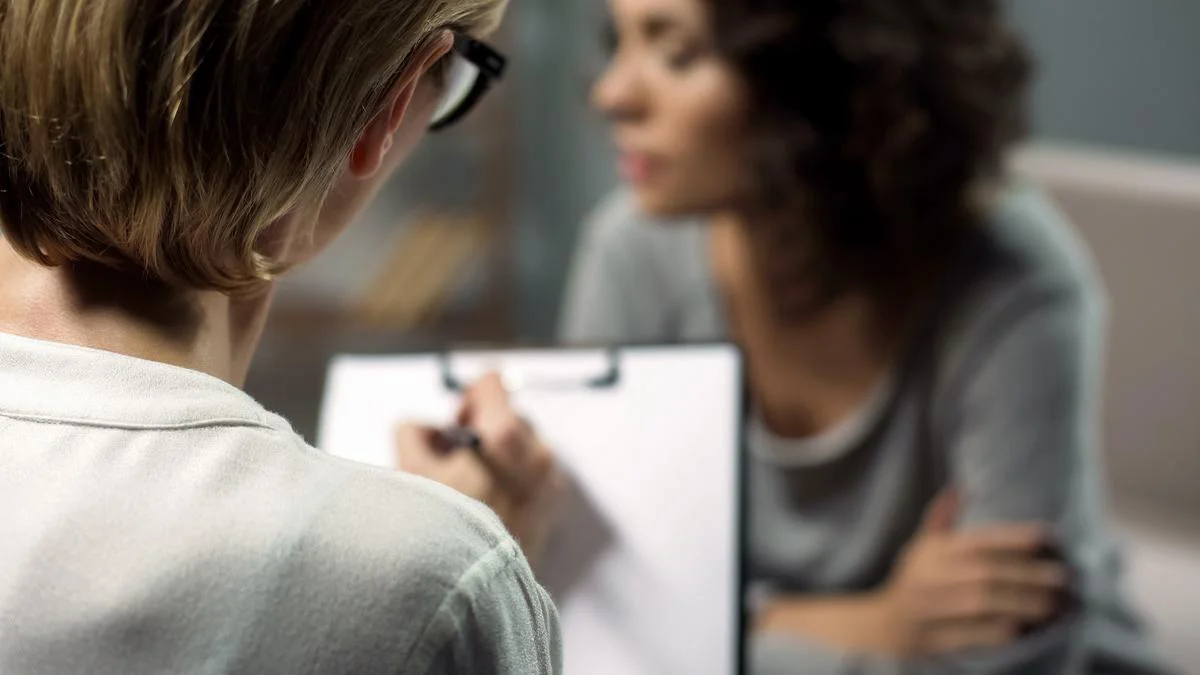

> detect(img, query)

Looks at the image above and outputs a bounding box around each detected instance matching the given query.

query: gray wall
[1009,0,1200,159]
[511,0,614,341]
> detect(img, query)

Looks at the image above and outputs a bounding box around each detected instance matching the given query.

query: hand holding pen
[396,373,563,564]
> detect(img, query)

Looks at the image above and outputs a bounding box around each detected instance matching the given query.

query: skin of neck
[710,207,900,437]
[712,206,896,354]
[0,238,275,388]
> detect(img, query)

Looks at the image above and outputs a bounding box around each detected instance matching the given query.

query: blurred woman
[561,0,1171,673]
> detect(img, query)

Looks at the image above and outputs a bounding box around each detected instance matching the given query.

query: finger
[458,372,510,424]
[410,446,496,502]
[923,619,1019,655]
[479,434,556,505]
[542,465,568,508]
[473,412,531,473]
[394,423,440,471]
[395,423,493,493]
[952,524,1052,556]
[523,433,554,479]
[458,374,528,462]
[455,374,558,503]
[513,464,569,557]
[919,488,960,534]
[472,417,545,489]
[955,558,1069,591]
[935,582,1061,623]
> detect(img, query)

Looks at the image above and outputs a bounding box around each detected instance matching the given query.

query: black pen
[435,425,485,458]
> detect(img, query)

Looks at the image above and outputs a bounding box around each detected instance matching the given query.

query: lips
[617,152,659,183]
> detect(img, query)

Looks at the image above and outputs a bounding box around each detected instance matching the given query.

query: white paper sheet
[318,346,743,675]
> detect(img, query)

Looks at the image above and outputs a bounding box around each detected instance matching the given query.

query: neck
[712,207,907,338]
[0,240,274,387]
[708,211,896,438]
[709,209,891,371]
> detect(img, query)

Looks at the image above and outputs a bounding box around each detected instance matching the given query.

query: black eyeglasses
[429,33,507,132]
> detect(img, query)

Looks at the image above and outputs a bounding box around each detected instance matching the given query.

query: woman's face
[593,0,753,217]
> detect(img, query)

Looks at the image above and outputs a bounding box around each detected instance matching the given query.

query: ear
[349,30,455,179]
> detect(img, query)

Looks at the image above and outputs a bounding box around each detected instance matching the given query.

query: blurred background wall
[1010,0,1200,158]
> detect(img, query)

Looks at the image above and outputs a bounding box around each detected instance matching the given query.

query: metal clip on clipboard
[438,348,622,392]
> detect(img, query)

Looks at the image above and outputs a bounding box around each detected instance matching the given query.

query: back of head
[0,0,503,292]
[708,0,1031,321]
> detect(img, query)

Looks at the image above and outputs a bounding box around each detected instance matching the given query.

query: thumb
[394,422,440,471]
[920,488,960,533]
[457,372,509,425]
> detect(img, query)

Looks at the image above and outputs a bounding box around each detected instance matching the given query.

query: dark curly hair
[708,0,1032,323]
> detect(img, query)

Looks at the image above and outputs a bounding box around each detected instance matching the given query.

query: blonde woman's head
[0,0,506,292]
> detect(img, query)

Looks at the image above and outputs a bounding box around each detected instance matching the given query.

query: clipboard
[318,344,747,675]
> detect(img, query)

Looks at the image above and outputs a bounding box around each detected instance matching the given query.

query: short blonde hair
[0,0,504,291]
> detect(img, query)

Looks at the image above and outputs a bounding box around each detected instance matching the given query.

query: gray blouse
[559,187,1173,675]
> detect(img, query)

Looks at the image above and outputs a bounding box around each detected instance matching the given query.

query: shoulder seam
[0,409,282,433]
[405,538,526,674]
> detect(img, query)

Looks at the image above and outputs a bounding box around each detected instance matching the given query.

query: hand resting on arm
[756,490,1070,660]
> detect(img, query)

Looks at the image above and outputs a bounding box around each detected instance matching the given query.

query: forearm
[755,593,903,658]
[753,596,1082,675]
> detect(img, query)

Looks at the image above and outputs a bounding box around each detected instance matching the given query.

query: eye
[662,36,706,71]
[665,44,701,70]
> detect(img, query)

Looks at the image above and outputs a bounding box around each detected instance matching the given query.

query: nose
[591,56,645,124]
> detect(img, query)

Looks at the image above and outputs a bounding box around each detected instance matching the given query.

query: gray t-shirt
[0,332,562,675]
[560,188,1173,675]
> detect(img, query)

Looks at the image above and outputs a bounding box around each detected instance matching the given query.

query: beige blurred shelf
[353,215,486,329]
